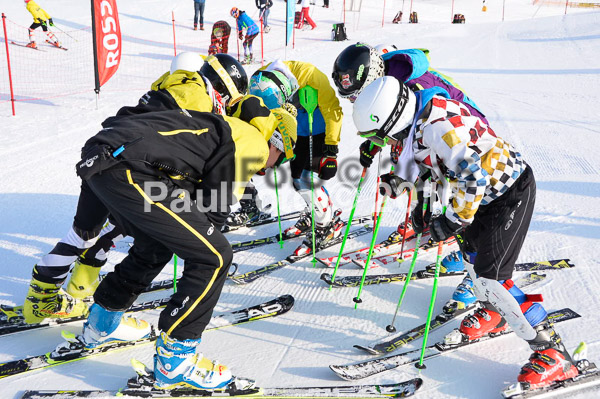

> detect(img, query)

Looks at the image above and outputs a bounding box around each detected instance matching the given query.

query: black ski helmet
[332,43,385,101]
[200,54,248,105]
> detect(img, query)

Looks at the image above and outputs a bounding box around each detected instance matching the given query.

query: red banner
[93,0,122,88]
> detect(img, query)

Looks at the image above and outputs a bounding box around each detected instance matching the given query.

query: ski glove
[48,18,54,27]
[359,140,381,168]
[239,31,244,40]
[379,173,406,199]
[429,215,462,242]
[411,189,432,235]
[318,144,338,180]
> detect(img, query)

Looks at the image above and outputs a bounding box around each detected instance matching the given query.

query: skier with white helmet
[352,76,579,393]
[333,42,488,280]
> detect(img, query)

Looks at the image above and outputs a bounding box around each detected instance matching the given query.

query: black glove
[48,18,54,27]
[429,215,462,242]
[411,189,431,235]
[359,140,381,168]
[318,145,338,180]
[238,31,244,40]
[379,173,406,199]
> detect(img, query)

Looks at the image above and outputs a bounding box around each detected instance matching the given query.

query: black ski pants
[87,168,232,340]
[461,165,536,281]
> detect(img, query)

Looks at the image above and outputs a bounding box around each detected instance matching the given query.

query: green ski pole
[173,255,178,293]
[416,238,445,369]
[273,166,284,248]
[385,180,431,332]
[298,85,319,266]
[329,166,367,289]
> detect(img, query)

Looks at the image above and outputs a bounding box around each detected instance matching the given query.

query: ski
[352,236,457,269]
[0,295,294,380]
[330,308,580,381]
[221,210,303,233]
[230,214,372,253]
[230,225,373,285]
[501,360,600,398]
[0,296,171,337]
[21,377,422,398]
[320,269,466,288]
[352,272,547,355]
[425,258,575,274]
[45,40,68,50]
[10,41,46,51]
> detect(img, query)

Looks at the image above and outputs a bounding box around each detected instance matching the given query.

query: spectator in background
[323,0,329,8]
[193,0,205,30]
[255,0,273,33]
[299,0,317,30]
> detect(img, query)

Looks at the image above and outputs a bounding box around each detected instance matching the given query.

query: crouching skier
[352,76,582,391]
[52,103,296,392]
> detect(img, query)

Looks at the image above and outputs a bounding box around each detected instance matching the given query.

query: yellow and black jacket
[26,0,51,24]
[87,108,275,225]
[283,61,343,145]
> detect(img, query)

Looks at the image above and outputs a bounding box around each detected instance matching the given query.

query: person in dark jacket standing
[193,0,206,30]
[64,103,297,390]
[255,0,273,32]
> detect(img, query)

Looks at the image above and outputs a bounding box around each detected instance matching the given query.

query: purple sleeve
[385,54,414,82]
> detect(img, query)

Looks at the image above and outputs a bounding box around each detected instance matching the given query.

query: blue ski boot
[154,332,234,390]
[441,251,464,273]
[443,274,477,315]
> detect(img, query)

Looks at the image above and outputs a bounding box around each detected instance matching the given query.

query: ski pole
[353,193,388,308]
[273,166,284,248]
[173,255,178,293]
[49,23,77,41]
[385,179,431,332]
[329,166,367,288]
[416,236,444,369]
[298,85,319,266]
[397,189,413,265]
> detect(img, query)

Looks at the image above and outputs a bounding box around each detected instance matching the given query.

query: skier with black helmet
[353,76,580,394]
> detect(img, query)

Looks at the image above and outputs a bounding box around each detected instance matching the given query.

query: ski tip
[353,344,381,355]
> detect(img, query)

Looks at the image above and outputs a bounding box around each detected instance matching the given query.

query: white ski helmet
[353,76,417,147]
[374,44,398,55]
[169,52,204,74]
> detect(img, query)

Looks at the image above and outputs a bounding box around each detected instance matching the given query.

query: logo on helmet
[370,114,379,123]
[356,65,365,80]
[230,65,242,79]
[340,74,352,89]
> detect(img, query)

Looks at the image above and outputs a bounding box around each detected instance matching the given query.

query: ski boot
[200,24,205,30]
[517,320,578,388]
[26,41,37,49]
[194,24,198,30]
[22,275,89,324]
[226,199,270,228]
[153,331,234,390]
[443,302,508,346]
[79,303,152,349]
[292,210,343,257]
[264,25,271,33]
[442,274,477,315]
[65,259,102,300]
[426,251,464,274]
[283,208,312,238]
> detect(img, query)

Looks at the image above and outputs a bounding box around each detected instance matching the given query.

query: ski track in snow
[1,0,600,398]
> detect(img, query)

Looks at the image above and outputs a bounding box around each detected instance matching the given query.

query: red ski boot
[26,41,37,49]
[517,321,578,390]
[444,304,509,345]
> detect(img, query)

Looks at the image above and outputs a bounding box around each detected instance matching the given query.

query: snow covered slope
[1,0,599,398]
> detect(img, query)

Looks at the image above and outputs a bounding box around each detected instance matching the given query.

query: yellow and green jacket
[26,1,51,24]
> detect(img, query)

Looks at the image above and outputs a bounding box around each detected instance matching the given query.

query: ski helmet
[332,43,385,102]
[374,44,398,55]
[270,106,298,166]
[230,7,240,18]
[169,52,204,75]
[200,54,248,106]
[352,76,417,148]
[248,70,298,110]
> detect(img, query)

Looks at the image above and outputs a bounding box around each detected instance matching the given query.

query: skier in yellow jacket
[232,59,344,255]
[24,0,60,49]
